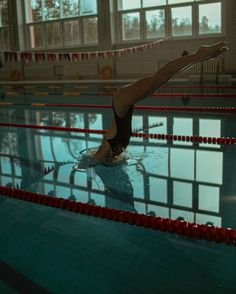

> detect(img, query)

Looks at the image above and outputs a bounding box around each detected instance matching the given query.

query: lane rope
[1,102,236,113]
[0,186,235,246]
[4,91,236,98]
[0,123,235,145]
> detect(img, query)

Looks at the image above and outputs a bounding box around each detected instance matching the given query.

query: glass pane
[28,24,44,49]
[74,172,87,187]
[118,0,141,11]
[170,148,194,180]
[171,6,192,36]
[90,192,105,207]
[83,17,98,44]
[146,9,165,39]
[148,116,167,144]
[2,27,10,50]
[198,185,220,213]
[1,156,11,175]
[88,113,103,139]
[62,0,79,18]
[43,0,60,20]
[57,165,71,183]
[199,119,221,149]
[0,0,8,26]
[40,136,54,161]
[149,177,167,203]
[143,147,169,176]
[46,22,62,47]
[143,0,166,7]
[171,209,194,222]
[196,151,223,185]
[173,117,193,146]
[147,204,169,218]
[173,181,192,208]
[131,115,143,142]
[196,213,221,227]
[52,137,73,162]
[80,0,97,16]
[25,0,43,23]
[67,138,86,158]
[122,12,140,41]
[52,111,66,126]
[169,0,193,4]
[199,2,221,34]
[70,113,85,135]
[126,165,144,199]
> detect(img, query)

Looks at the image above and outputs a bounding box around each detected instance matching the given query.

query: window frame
[116,0,224,44]
[0,0,10,51]
[24,0,99,50]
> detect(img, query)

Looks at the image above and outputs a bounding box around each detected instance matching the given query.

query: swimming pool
[0,86,236,293]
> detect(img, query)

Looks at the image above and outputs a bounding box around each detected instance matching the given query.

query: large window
[117,0,222,42]
[24,0,98,49]
[0,0,10,50]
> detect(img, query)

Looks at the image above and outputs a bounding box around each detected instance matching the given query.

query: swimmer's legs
[113,42,228,116]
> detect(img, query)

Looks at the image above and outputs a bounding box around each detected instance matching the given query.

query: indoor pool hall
[0,0,236,293]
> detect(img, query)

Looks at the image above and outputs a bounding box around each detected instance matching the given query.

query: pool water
[0,94,236,293]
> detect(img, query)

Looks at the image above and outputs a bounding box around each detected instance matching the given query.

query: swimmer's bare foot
[195,41,228,62]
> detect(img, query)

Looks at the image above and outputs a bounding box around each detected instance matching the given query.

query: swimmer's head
[77,145,126,169]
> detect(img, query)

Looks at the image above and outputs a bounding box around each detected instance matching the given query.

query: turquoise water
[0,94,236,293]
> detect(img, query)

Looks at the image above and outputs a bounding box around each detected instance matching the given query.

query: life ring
[99,65,113,80]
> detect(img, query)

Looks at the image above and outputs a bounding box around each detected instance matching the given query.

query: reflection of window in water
[1,156,12,174]
[149,177,167,204]
[88,113,102,139]
[173,117,193,146]
[70,113,84,126]
[131,115,143,143]
[148,116,167,144]
[37,135,54,161]
[0,133,18,155]
[52,111,66,126]
[199,119,221,149]
[198,185,220,213]
[173,181,192,208]
[171,148,194,181]
[196,150,223,185]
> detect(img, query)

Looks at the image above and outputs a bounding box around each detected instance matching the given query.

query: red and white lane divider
[0,186,235,246]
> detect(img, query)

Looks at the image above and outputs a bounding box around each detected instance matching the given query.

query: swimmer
[78,42,228,167]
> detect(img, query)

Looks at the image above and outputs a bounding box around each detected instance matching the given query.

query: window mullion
[140,8,145,41]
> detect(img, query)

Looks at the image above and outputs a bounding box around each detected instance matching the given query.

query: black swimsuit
[106,103,134,156]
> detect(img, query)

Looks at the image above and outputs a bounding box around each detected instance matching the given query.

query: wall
[0,0,235,81]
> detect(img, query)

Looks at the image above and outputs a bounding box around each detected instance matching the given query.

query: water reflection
[0,107,236,230]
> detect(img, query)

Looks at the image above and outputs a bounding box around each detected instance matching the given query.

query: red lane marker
[162,85,236,89]
[2,102,236,113]
[151,93,236,98]
[0,186,235,246]
[95,92,236,98]
[0,123,235,145]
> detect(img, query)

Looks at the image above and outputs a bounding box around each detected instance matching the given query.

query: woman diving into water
[78,41,228,167]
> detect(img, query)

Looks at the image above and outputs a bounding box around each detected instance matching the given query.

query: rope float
[0,186,235,246]
[0,123,235,145]
[1,102,236,113]
[3,91,236,98]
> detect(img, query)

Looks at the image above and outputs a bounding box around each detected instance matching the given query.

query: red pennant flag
[20,52,24,61]
[28,53,32,62]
